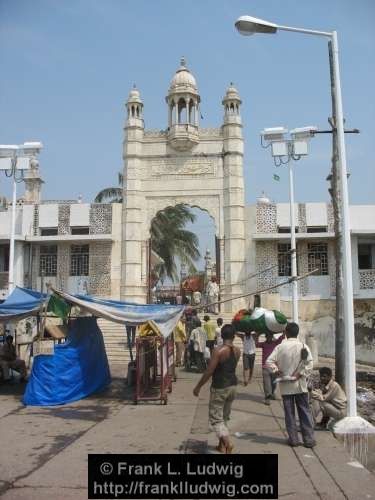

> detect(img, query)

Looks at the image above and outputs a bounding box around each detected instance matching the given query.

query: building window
[358,244,373,270]
[39,245,57,276]
[71,226,90,235]
[278,243,291,276]
[0,245,9,272]
[306,226,327,233]
[70,245,89,276]
[308,243,328,275]
[278,227,299,234]
[40,228,58,236]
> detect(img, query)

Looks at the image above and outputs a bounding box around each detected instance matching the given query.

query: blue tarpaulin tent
[23,316,111,406]
[1,287,184,406]
[0,287,45,321]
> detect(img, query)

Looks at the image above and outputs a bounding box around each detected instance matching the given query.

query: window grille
[308,243,328,275]
[70,245,89,276]
[39,245,57,276]
[358,244,373,270]
[278,243,291,277]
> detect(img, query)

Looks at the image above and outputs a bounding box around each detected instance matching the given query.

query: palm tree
[94,176,200,282]
[151,204,200,282]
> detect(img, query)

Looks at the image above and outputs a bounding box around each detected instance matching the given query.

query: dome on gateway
[169,58,198,92]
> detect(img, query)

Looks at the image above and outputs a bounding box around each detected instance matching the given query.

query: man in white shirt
[235,331,256,386]
[266,322,315,448]
[206,277,219,314]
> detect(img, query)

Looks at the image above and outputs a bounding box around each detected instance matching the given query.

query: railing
[359,269,375,290]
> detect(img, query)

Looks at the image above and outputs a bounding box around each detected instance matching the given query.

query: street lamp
[0,142,43,293]
[261,126,317,324]
[235,15,373,434]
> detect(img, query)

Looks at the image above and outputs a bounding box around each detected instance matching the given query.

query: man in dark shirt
[0,335,27,381]
[193,324,240,453]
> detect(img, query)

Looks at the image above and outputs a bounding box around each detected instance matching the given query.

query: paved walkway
[0,365,374,499]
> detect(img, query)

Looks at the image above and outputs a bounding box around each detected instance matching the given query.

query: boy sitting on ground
[311,367,347,430]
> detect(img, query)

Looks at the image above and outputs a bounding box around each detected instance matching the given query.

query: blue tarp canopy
[23,316,111,406]
[53,288,184,338]
[0,287,45,321]
[0,287,184,338]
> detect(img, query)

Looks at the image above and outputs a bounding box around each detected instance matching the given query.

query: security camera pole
[261,127,317,324]
[0,142,43,293]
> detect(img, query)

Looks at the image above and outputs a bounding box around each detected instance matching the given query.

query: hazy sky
[1,0,374,267]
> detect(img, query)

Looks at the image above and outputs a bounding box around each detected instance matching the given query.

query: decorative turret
[23,157,44,203]
[222,83,242,125]
[166,58,200,151]
[125,85,144,128]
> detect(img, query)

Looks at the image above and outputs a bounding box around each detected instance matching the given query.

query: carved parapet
[167,124,199,151]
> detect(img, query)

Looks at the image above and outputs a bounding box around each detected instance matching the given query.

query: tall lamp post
[261,126,317,324]
[0,142,43,293]
[235,15,373,434]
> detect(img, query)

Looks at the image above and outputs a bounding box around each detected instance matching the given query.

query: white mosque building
[1,59,374,363]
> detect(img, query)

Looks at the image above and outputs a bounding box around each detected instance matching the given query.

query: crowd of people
[173,310,347,455]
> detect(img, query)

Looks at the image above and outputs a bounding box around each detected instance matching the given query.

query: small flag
[47,293,71,320]
[273,174,280,181]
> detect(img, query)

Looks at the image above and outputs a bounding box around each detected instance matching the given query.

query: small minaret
[166,58,200,151]
[23,157,44,204]
[125,85,144,130]
[121,86,145,302]
[221,83,246,309]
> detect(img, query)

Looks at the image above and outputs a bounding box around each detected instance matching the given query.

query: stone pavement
[0,365,374,500]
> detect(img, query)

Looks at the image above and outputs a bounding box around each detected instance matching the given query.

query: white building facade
[0,59,374,362]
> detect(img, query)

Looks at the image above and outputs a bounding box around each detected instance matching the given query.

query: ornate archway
[120,62,247,312]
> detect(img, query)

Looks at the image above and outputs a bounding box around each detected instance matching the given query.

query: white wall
[305,203,327,227]
[39,204,58,227]
[350,205,375,232]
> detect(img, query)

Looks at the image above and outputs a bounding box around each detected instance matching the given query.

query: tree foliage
[151,204,200,282]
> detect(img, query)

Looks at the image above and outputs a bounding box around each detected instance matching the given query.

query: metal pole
[331,31,356,417]
[288,159,298,323]
[8,156,17,293]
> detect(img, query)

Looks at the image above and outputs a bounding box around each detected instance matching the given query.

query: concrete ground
[0,364,374,500]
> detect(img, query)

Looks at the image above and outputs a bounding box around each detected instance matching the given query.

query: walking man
[256,331,285,405]
[206,277,219,314]
[235,330,256,386]
[189,320,207,372]
[193,324,240,454]
[215,317,224,346]
[203,315,216,354]
[173,318,186,367]
[266,322,315,448]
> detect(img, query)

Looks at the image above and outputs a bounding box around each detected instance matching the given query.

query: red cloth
[256,334,285,367]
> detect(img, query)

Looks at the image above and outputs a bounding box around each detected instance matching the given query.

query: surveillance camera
[22,142,43,155]
[290,126,318,139]
[261,127,288,142]
[0,145,19,158]
[289,126,317,156]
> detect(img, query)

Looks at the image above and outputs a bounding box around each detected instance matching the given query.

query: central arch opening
[148,204,217,306]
